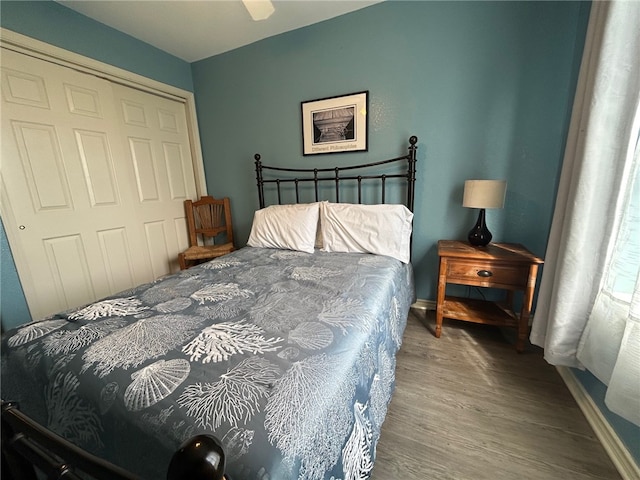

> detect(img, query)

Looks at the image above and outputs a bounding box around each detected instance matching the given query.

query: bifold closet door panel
[1,48,197,320]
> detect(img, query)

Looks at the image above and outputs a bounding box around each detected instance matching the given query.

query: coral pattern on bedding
[1,247,414,480]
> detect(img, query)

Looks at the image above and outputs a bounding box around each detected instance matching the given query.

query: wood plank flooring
[371,308,622,480]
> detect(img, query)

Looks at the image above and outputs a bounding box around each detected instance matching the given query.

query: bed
[1,136,418,480]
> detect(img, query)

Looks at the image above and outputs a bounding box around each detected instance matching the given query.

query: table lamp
[463,179,507,246]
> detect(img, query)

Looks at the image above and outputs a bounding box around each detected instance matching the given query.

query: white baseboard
[556,366,640,480]
[411,298,436,311]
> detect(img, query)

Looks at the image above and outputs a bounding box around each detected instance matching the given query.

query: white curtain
[530,0,640,426]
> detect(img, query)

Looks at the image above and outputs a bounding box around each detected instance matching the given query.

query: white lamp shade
[463,180,507,209]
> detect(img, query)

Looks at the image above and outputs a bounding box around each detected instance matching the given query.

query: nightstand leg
[517,264,540,353]
[435,257,446,338]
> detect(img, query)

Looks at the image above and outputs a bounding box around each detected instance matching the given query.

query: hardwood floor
[371,308,622,480]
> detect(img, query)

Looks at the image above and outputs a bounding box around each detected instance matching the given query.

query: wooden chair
[178,196,235,270]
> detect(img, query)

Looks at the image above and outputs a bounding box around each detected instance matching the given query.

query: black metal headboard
[254,136,418,211]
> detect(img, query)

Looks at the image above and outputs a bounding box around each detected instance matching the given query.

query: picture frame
[301,90,368,155]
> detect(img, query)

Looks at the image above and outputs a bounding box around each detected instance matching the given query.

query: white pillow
[320,202,413,263]
[247,203,319,253]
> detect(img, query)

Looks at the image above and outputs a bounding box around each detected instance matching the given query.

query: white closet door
[0,48,196,320]
[112,83,196,279]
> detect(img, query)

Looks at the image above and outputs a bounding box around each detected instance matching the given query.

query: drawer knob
[477,270,493,277]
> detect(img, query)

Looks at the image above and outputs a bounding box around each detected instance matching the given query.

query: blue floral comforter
[1,247,414,479]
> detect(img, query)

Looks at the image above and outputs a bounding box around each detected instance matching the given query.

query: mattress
[1,246,415,479]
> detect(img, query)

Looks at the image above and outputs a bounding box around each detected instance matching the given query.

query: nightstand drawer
[445,260,529,288]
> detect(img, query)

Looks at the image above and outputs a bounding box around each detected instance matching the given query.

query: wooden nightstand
[436,240,544,352]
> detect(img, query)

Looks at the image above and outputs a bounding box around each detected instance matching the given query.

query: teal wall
[192,0,588,302]
[0,220,30,331]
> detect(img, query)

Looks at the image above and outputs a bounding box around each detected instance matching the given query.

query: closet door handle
[477,270,493,278]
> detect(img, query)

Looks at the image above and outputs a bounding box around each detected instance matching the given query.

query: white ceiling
[56,0,383,63]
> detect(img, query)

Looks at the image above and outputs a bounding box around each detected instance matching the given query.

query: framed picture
[301,91,368,155]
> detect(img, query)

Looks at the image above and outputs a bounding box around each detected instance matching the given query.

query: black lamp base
[467,208,492,247]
